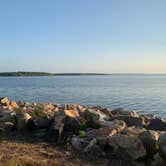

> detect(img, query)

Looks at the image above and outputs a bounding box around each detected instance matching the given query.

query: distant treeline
[0,72,54,76]
[0,72,108,77]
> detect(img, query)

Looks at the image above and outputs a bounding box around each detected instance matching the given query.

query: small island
[0,72,108,77]
[0,97,165,166]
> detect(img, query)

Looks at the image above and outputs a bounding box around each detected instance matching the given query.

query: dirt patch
[0,133,108,166]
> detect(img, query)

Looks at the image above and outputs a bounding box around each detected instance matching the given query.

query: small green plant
[79,130,86,137]
[31,105,47,119]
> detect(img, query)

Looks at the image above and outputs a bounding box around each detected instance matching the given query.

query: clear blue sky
[0,0,166,73]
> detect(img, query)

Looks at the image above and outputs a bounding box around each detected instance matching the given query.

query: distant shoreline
[0,72,108,77]
[0,72,165,77]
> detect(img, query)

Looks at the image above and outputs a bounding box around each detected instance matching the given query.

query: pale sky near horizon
[0,0,166,73]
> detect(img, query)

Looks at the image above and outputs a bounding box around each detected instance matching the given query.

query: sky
[0,0,166,73]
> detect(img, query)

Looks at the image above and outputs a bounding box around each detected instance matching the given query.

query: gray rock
[110,115,144,127]
[151,153,166,166]
[71,120,126,154]
[139,130,160,156]
[71,136,89,152]
[45,113,65,142]
[86,120,126,138]
[14,113,32,130]
[0,110,15,122]
[34,117,50,129]
[158,133,166,161]
[1,122,14,132]
[121,126,146,137]
[147,118,166,131]
[111,108,139,117]
[108,134,146,161]
[83,108,112,128]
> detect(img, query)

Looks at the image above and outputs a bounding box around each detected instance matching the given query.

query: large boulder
[34,117,50,129]
[64,109,85,134]
[66,104,86,113]
[86,120,127,138]
[100,108,113,119]
[110,115,144,127]
[147,118,166,131]
[14,113,32,130]
[0,97,10,106]
[0,110,15,122]
[64,109,79,118]
[121,126,146,137]
[45,112,66,142]
[151,153,166,166]
[108,134,146,161]
[139,130,160,157]
[10,101,19,109]
[158,133,166,161]
[71,120,126,154]
[0,122,14,132]
[111,108,139,117]
[83,108,112,128]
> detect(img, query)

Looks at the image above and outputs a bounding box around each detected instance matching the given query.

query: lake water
[0,75,165,117]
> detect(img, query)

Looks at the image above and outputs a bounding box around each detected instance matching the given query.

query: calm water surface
[0,75,165,117]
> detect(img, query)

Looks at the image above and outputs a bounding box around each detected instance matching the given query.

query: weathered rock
[100,108,113,118]
[10,101,19,109]
[108,134,146,161]
[67,104,86,113]
[147,118,166,131]
[64,116,82,134]
[0,110,15,122]
[87,120,127,138]
[45,113,65,142]
[0,97,10,106]
[4,122,14,131]
[71,120,126,154]
[111,108,139,117]
[35,118,50,129]
[52,107,60,113]
[139,130,160,156]
[158,133,166,161]
[64,109,79,118]
[71,137,88,152]
[110,115,144,127]
[27,117,50,130]
[0,122,14,132]
[121,126,146,137]
[14,113,32,130]
[83,108,112,128]
[26,118,36,130]
[140,114,155,126]
[151,153,166,166]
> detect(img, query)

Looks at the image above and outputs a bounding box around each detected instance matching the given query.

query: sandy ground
[0,133,108,166]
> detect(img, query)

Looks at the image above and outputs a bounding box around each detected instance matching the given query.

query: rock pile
[0,97,165,166]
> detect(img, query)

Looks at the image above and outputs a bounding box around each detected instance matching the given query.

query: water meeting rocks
[0,97,166,165]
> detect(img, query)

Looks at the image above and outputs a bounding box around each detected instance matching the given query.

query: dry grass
[0,133,107,166]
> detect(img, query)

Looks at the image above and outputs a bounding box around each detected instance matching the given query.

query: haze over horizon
[0,0,166,73]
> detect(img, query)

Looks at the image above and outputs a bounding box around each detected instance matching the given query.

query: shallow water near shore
[0,74,165,117]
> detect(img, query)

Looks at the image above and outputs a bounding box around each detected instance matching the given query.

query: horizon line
[0,71,166,75]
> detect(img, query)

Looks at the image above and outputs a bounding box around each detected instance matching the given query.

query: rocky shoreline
[0,97,165,166]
